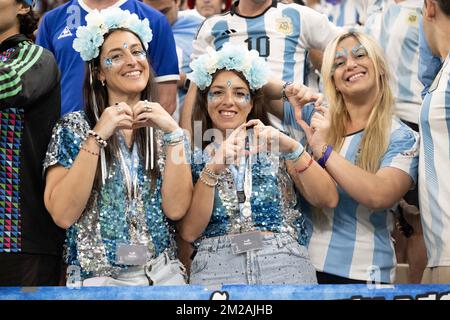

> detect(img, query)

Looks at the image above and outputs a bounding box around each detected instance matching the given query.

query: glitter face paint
[103,48,147,69]
[208,90,251,106]
[331,44,368,75]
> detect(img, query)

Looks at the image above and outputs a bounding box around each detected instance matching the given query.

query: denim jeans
[81,251,187,286]
[189,232,317,286]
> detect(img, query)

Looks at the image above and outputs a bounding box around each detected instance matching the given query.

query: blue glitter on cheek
[335,47,349,59]
[236,93,251,105]
[208,92,214,102]
[104,58,113,68]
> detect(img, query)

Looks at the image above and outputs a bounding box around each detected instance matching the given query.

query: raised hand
[92,102,133,140]
[132,100,179,133]
[297,104,331,158]
[206,123,248,174]
[285,83,323,109]
[246,119,299,155]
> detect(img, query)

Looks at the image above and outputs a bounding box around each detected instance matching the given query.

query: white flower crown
[73,7,153,62]
[187,43,270,91]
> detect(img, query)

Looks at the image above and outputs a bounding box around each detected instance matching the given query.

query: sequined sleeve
[43,111,90,173]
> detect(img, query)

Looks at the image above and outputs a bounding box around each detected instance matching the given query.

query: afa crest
[276,17,293,35]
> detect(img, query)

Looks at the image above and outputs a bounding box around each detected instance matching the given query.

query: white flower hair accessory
[188,43,269,91]
[73,7,153,61]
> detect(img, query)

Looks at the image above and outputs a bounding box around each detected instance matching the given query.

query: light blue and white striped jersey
[284,103,419,283]
[364,0,424,124]
[191,0,341,84]
[172,14,203,122]
[320,0,368,29]
[419,54,450,268]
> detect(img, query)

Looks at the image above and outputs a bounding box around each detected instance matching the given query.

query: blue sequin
[44,111,173,279]
[191,147,308,246]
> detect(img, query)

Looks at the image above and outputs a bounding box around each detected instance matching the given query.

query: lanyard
[229,135,252,220]
[118,141,139,212]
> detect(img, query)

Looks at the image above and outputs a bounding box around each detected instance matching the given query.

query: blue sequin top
[44,112,173,279]
[191,147,308,246]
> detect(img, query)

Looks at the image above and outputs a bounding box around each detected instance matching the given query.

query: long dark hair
[16,0,38,40]
[83,28,160,188]
[192,69,271,150]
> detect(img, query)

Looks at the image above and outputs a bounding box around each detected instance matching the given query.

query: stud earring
[101,80,105,86]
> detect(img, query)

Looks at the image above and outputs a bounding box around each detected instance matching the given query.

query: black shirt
[0,34,64,256]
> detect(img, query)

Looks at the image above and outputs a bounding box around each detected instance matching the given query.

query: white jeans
[80,251,187,287]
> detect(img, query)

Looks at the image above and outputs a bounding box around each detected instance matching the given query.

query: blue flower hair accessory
[188,43,269,91]
[73,7,153,61]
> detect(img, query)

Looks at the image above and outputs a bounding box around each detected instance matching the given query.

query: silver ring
[115,104,123,113]
[144,100,152,112]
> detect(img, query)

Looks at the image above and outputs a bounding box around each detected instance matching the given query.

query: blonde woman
[285,31,420,284]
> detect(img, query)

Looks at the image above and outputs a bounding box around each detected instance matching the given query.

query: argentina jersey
[191,0,340,85]
[419,54,450,268]
[322,0,367,29]
[283,103,419,283]
[364,0,424,124]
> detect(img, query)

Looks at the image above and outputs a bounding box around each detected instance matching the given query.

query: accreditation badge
[230,231,263,254]
[276,17,293,36]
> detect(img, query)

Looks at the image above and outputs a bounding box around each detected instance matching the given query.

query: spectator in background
[179,0,232,19]
[419,0,450,284]
[35,0,68,16]
[0,0,64,286]
[180,0,341,136]
[306,0,367,29]
[363,0,427,284]
[36,0,179,116]
[144,0,202,123]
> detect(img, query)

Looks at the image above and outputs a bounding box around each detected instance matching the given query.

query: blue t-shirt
[36,0,179,115]
[172,14,202,122]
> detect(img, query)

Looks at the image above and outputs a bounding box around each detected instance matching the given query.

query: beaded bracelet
[199,170,218,187]
[317,145,333,168]
[87,130,107,148]
[281,81,292,101]
[280,143,304,161]
[165,136,184,146]
[203,164,220,179]
[80,145,100,157]
[163,128,184,145]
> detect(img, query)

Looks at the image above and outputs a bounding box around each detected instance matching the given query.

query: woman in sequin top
[177,45,338,286]
[42,9,193,286]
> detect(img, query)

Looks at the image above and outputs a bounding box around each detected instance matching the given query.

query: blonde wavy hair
[321,31,394,173]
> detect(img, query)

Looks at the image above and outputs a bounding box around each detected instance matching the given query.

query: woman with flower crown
[177,43,338,285]
[42,8,192,286]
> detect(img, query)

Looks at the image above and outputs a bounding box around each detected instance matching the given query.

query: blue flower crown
[188,43,270,91]
[73,8,153,62]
